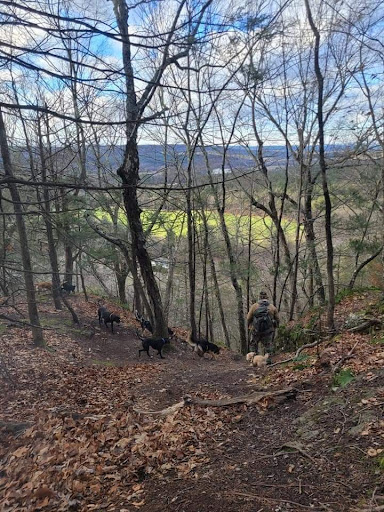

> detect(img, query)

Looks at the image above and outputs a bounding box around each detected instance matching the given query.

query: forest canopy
[0,0,382,351]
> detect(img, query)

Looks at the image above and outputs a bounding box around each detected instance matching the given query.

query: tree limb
[270,339,325,367]
[133,388,298,415]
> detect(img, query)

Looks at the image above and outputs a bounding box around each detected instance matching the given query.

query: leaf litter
[0,291,384,511]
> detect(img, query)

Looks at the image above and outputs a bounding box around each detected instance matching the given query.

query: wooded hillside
[0,0,382,349]
[0,1,383,509]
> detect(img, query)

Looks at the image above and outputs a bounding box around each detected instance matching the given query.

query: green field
[96,208,297,243]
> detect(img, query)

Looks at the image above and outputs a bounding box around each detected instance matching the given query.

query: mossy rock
[293,397,345,427]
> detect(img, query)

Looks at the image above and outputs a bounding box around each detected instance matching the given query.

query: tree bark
[115,259,128,304]
[0,108,44,346]
[199,141,247,353]
[112,0,167,336]
[305,0,335,331]
[38,115,62,310]
[201,209,231,348]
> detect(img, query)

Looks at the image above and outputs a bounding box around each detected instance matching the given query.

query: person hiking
[247,291,279,362]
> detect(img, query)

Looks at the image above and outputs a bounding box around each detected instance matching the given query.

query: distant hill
[88,144,289,176]
[2,143,352,184]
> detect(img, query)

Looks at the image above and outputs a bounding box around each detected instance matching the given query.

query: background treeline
[0,0,382,351]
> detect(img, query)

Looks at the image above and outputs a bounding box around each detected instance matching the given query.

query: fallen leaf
[132,500,145,507]
[12,446,29,458]
[34,486,55,499]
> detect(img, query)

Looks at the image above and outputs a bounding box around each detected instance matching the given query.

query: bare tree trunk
[186,182,197,340]
[201,145,247,353]
[163,239,177,324]
[0,192,10,295]
[64,242,74,285]
[60,293,79,325]
[303,190,326,305]
[305,0,335,331]
[115,259,128,304]
[38,115,62,310]
[358,61,384,295]
[202,209,231,348]
[112,0,167,336]
[78,252,88,301]
[209,244,231,347]
[0,108,44,346]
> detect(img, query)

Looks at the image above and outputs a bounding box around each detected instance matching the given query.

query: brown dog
[36,281,52,292]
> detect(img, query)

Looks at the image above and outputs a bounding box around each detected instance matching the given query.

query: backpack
[252,301,273,334]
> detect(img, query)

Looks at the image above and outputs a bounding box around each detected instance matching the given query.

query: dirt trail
[1,294,383,511]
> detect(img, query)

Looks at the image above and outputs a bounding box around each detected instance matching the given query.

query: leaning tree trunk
[0,108,44,346]
[210,178,247,352]
[112,0,167,336]
[163,239,177,324]
[348,246,383,290]
[117,141,167,335]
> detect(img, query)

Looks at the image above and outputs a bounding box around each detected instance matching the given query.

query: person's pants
[250,331,275,355]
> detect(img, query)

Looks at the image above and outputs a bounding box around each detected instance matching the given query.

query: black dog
[137,332,170,359]
[135,310,152,332]
[98,306,121,334]
[198,339,220,356]
[187,331,220,358]
[61,282,75,293]
[135,310,174,338]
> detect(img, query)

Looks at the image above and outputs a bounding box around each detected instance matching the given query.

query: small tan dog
[251,353,270,367]
[246,352,256,362]
[246,352,270,368]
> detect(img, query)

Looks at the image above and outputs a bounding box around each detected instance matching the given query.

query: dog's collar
[109,313,114,320]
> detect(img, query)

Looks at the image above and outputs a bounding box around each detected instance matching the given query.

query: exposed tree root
[276,441,317,465]
[133,388,298,416]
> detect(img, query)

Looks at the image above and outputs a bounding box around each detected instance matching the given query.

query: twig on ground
[332,340,360,374]
[270,339,324,367]
[0,313,53,330]
[226,491,314,509]
[347,318,382,334]
[275,441,317,465]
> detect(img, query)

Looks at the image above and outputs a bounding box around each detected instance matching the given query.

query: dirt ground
[0,293,383,512]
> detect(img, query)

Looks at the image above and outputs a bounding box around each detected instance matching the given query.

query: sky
[0,0,382,150]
